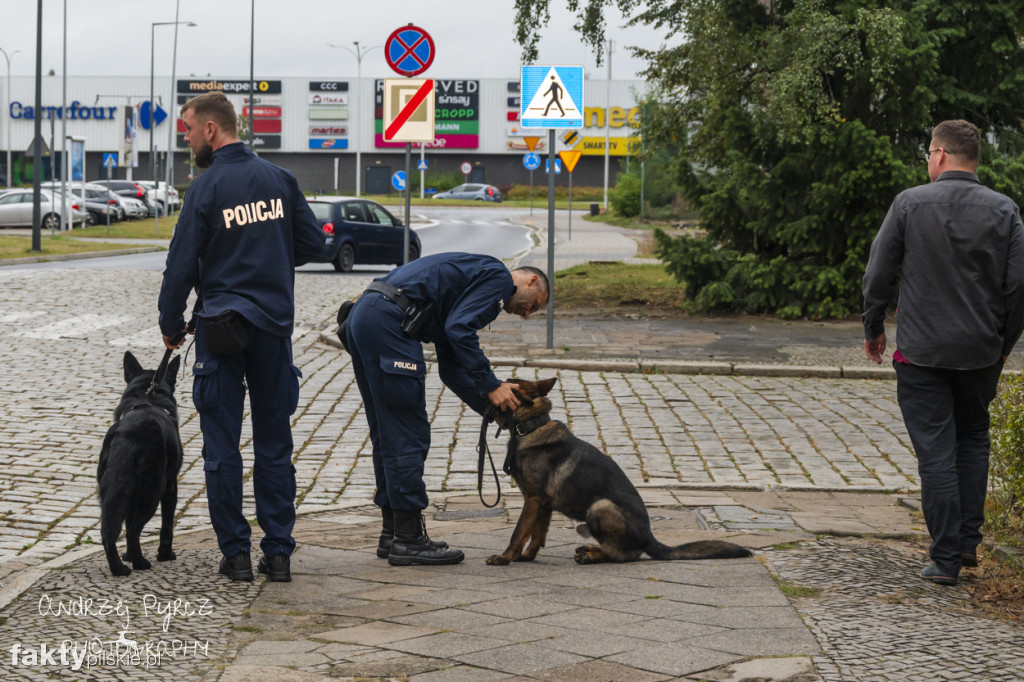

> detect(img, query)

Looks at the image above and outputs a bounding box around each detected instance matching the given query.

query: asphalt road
[3,205,535,274]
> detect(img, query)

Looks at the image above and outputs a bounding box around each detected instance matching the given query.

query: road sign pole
[403,141,411,265]
[529,168,534,216]
[568,170,572,241]
[546,128,555,350]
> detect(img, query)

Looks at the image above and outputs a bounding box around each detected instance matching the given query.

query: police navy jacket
[158,142,325,338]
[379,252,516,415]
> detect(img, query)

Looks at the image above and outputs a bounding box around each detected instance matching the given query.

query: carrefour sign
[9,101,119,120]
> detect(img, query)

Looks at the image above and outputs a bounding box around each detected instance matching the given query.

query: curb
[317,329,897,379]
[0,246,164,267]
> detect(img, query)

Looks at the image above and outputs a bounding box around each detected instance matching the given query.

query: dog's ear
[165,355,181,390]
[511,387,534,407]
[123,351,145,383]
[535,377,557,397]
[506,378,523,385]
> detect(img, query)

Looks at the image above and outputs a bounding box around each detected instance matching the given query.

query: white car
[136,181,181,214]
[119,195,148,219]
[0,188,88,229]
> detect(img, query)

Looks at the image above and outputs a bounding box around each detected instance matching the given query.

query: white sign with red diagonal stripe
[383,78,435,143]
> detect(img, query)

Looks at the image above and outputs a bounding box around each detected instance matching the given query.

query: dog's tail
[645,538,752,561]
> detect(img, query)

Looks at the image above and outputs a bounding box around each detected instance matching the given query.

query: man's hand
[163,324,191,350]
[488,383,521,412]
[865,332,886,365]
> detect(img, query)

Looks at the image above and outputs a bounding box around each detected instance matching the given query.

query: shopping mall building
[2,75,648,194]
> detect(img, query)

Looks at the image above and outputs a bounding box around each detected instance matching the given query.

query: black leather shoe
[961,552,979,568]
[388,536,465,566]
[257,553,291,582]
[377,516,449,559]
[218,552,253,582]
[919,563,957,586]
[388,509,462,566]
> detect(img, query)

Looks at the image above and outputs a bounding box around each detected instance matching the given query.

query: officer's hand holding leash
[488,382,520,412]
[163,323,194,350]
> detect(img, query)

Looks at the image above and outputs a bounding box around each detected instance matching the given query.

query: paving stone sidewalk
[1,260,1022,680]
[2,490,1020,681]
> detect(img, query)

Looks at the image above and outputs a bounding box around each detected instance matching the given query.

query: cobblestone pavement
[0,268,921,579]
[762,539,1024,681]
[2,266,1021,681]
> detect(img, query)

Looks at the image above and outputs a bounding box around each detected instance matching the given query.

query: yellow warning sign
[524,136,541,152]
[558,150,582,173]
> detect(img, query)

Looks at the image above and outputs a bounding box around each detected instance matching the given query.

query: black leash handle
[146,322,192,396]
[477,415,502,508]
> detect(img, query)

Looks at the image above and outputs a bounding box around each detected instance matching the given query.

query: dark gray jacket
[862,170,1024,369]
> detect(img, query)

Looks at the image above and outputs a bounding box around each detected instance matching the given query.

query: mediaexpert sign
[177,79,282,94]
[374,79,479,149]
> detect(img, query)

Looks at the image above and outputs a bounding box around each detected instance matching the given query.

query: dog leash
[146,323,192,397]
[477,414,503,508]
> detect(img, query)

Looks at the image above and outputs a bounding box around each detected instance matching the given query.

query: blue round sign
[385,25,435,77]
[523,152,541,170]
[392,171,407,191]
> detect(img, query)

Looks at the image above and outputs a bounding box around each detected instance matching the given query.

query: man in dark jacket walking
[863,119,1024,585]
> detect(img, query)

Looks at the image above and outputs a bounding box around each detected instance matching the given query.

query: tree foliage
[515,0,1024,318]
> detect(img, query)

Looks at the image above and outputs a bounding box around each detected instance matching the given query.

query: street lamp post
[0,46,21,188]
[327,41,380,197]
[151,20,194,234]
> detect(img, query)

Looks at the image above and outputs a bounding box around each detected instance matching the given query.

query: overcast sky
[0,0,666,81]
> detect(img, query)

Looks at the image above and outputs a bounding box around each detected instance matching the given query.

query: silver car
[0,188,88,229]
[431,183,502,202]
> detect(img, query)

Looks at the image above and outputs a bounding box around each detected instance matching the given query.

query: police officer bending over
[159,91,325,583]
[346,253,549,565]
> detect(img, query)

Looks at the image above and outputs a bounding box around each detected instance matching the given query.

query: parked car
[0,188,89,229]
[119,195,148,220]
[304,196,421,272]
[135,181,181,214]
[431,183,502,202]
[41,182,125,225]
[91,179,154,215]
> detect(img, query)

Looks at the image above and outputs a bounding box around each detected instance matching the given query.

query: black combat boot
[377,505,449,559]
[388,509,464,566]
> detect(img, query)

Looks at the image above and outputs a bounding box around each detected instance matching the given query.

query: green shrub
[503,184,604,202]
[609,174,642,217]
[987,374,1024,547]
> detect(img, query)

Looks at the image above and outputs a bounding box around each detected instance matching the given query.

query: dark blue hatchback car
[305,196,422,272]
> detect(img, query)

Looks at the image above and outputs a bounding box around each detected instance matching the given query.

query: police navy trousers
[193,317,300,559]
[894,359,1002,577]
[346,292,431,511]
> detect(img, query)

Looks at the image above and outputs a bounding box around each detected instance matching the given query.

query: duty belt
[364,280,413,313]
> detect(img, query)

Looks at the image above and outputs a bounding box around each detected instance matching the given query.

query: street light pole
[328,41,380,197]
[0,46,20,188]
[151,20,194,235]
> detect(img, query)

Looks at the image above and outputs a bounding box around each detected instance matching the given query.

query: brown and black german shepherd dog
[487,378,752,566]
[97,351,183,577]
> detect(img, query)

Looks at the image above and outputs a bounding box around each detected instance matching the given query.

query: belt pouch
[203,310,248,355]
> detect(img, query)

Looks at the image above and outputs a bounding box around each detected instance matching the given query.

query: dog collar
[514,414,550,437]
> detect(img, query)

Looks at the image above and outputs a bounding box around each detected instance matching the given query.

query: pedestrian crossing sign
[520,65,584,129]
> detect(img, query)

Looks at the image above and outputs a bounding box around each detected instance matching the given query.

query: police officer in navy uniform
[159,91,325,583]
[346,253,549,565]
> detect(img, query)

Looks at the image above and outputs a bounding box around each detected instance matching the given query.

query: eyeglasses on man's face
[925,147,944,161]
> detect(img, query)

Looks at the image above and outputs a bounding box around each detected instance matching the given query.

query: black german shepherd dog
[487,378,753,566]
[97,351,183,577]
